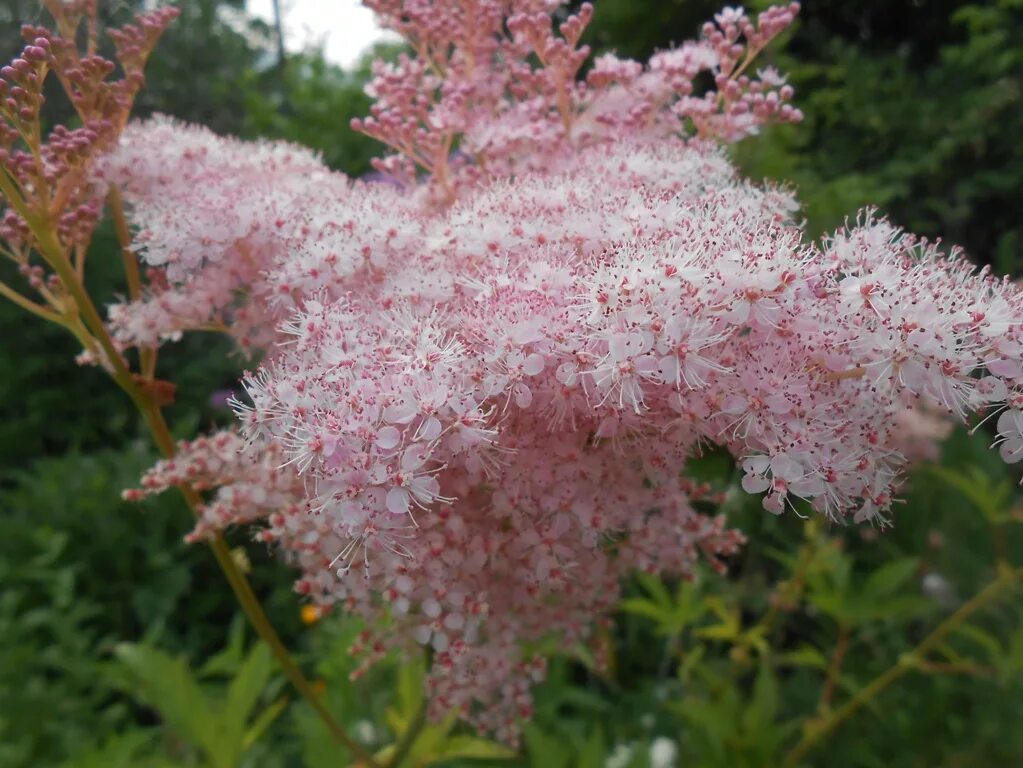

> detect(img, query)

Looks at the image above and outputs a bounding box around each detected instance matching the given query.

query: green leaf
[860,558,920,600]
[693,599,741,641]
[242,695,289,752]
[382,712,457,766]
[434,735,517,761]
[113,643,227,767]
[779,645,828,670]
[199,616,248,678]
[954,623,1005,663]
[226,642,273,723]
[673,696,730,764]
[59,730,156,768]
[922,465,1010,521]
[523,723,571,768]
[576,727,607,768]
[618,598,667,622]
[635,572,673,609]
[742,659,779,735]
[397,653,426,722]
[843,595,933,624]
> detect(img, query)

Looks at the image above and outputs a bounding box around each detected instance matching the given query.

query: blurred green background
[1,1,1022,766]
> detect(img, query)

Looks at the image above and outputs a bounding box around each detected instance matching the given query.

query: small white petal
[386,487,411,515]
[523,353,546,376]
[376,426,401,450]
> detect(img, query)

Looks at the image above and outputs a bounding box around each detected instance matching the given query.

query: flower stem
[818,624,850,712]
[383,702,427,768]
[783,567,1021,766]
[108,185,157,379]
[4,205,381,768]
[137,400,382,767]
[0,279,61,322]
[107,186,141,301]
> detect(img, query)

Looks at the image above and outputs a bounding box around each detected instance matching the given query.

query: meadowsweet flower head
[112,0,1023,743]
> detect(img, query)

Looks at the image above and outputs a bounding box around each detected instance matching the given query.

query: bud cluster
[0,3,178,354]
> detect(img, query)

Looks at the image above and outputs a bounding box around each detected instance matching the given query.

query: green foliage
[738,0,1023,265]
[240,46,401,176]
[136,0,265,135]
[0,216,241,475]
[113,639,286,768]
[0,444,301,767]
[500,438,1023,768]
[0,526,115,768]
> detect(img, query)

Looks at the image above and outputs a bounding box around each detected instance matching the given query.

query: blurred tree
[240,45,397,176]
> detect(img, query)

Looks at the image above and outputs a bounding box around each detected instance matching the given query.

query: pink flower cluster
[113,0,1023,741]
[99,116,424,351]
[123,431,297,543]
[355,0,801,204]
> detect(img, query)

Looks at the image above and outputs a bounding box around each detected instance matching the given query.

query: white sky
[247,0,396,68]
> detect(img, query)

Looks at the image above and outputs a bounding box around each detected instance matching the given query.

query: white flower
[605,743,635,768]
[649,737,679,768]
[995,410,1023,464]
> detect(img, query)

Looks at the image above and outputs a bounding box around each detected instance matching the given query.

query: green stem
[108,186,157,379]
[108,186,142,302]
[33,223,146,408]
[784,567,1021,766]
[384,703,428,768]
[1,199,381,767]
[0,279,61,322]
[818,624,850,713]
[137,401,382,767]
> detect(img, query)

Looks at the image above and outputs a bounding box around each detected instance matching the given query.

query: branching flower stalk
[784,566,1022,766]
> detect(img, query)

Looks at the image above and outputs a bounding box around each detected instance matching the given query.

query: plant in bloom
[5,0,1023,747]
